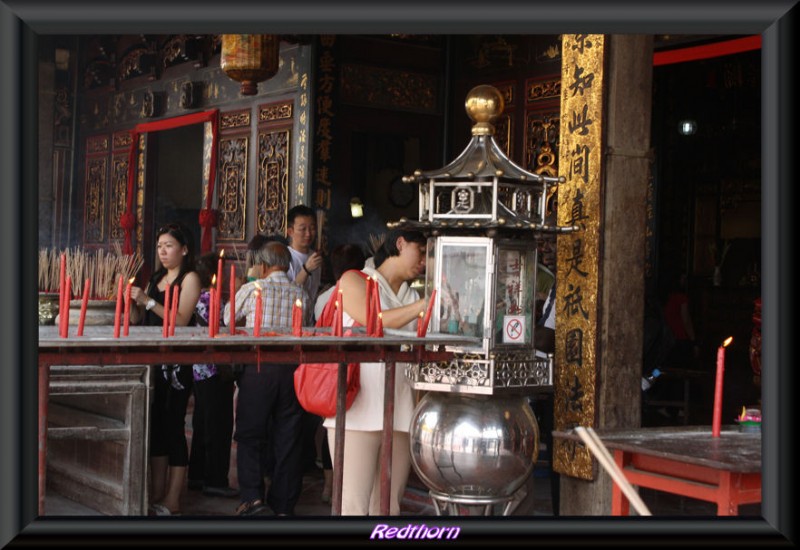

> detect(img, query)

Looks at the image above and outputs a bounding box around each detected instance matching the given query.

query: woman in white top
[323,229,429,515]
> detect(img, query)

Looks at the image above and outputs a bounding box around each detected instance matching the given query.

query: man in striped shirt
[224,240,309,516]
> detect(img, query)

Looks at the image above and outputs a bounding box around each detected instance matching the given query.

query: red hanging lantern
[220,34,279,95]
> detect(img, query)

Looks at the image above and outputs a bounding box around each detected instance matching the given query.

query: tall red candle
[365,277,374,336]
[77,278,91,337]
[416,311,425,338]
[229,264,236,335]
[62,276,72,338]
[170,285,179,336]
[372,276,382,336]
[210,275,218,336]
[162,283,171,338]
[113,275,123,338]
[58,253,67,337]
[208,288,216,338]
[293,299,303,336]
[333,290,344,337]
[216,249,225,307]
[123,278,133,336]
[712,336,733,437]
[253,286,262,337]
[419,289,437,337]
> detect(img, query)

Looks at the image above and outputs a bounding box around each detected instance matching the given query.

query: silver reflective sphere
[409,393,539,498]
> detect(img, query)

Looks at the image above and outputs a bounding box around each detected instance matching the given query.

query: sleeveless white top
[322,266,419,432]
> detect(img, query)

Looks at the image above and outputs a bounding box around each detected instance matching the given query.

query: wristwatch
[145,298,157,311]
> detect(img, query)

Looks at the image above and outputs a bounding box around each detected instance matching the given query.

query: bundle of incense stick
[38,245,144,299]
[367,232,385,258]
[316,209,325,252]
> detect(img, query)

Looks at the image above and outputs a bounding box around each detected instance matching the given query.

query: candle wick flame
[723,336,733,347]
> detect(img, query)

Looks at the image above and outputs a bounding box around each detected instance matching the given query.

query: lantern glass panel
[494,246,537,346]
[434,238,492,344]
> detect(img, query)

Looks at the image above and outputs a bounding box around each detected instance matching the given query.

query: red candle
[229,264,236,335]
[333,290,344,337]
[712,336,733,437]
[419,289,437,337]
[123,278,133,336]
[217,249,225,306]
[293,298,303,336]
[210,275,218,336]
[58,253,67,337]
[113,275,123,338]
[372,276,382,336]
[170,284,179,336]
[62,276,72,338]
[162,283,171,338]
[77,278,91,337]
[208,288,216,338]
[253,285,262,337]
[365,277,374,336]
[416,311,424,338]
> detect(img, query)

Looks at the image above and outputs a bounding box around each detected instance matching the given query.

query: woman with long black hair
[130,222,202,515]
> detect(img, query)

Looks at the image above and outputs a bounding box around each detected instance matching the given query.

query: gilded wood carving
[257,128,290,237]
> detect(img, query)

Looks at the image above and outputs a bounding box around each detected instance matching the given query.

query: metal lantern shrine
[391,84,579,514]
[220,34,280,95]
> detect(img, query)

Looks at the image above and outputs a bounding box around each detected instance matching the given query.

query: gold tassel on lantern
[220,34,280,95]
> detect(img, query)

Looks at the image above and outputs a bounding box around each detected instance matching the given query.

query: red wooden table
[38,326,475,516]
[555,426,761,516]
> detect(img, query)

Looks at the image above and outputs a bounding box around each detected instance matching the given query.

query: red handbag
[293,271,366,417]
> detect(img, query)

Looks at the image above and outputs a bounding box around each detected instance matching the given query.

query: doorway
[144,124,204,272]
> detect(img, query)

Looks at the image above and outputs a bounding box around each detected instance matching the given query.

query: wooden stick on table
[574,426,652,516]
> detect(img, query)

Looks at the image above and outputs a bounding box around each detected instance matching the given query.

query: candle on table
[58,253,67,337]
[208,287,216,338]
[62,276,72,338]
[162,283,171,338]
[77,278,91,337]
[333,289,344,337]
[253,284,262,337]
[169,284,179,336]
[712,336,733,438]
[123,277,134,336]
[419,289,437,337]
[293,298,303,336]
[210,275,218,336]
[229,264,236,335]
[372,276,382,336]
[365,277,374,336]
[216,249,225,307]
[113,274,123,338]
[416,311,424,338]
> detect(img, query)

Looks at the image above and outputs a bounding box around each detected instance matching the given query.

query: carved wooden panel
[220,109,251,130]
[525,109,560,177]
[83,139,108,243]
[259,101,293,123]
[494,111,513,159]
[526,75,561,104]
[340,63,438,114]
[217,134,248,242]
[109,153,129,241]
[257,127,291,237]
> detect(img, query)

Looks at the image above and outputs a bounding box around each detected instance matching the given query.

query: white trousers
[327,429,411,515]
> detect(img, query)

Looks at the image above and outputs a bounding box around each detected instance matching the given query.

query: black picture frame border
[1,0,795,546]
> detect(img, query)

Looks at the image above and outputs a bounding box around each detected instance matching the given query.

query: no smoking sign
[502,315,526,343]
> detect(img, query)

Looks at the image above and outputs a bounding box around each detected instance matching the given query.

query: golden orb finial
[465,85,504,136]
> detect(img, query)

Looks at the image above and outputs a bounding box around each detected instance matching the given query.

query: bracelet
[302,263,312,275]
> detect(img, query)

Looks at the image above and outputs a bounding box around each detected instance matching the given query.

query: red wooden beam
[653,35,761,67]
